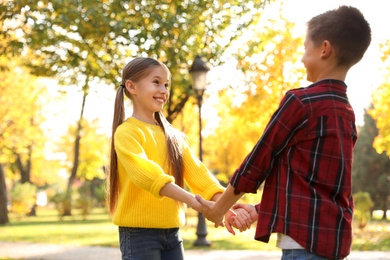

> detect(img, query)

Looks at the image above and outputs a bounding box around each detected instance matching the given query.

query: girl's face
[126,66,170,120]
[301,34,323,83]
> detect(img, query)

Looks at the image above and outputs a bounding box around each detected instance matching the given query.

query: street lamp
[189,55,211,246]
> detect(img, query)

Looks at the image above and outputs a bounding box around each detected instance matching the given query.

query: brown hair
[307,5,371,67]
[108,57,184,214]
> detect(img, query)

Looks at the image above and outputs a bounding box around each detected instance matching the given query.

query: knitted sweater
[112,117,225,228]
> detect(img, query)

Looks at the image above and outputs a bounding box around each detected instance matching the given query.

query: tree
[202,11,305,182]
[353,107,390,220]
[366,39,390,219]
[0,164,8,224]
[370,40,390,156]
[50,118,109,214]
[0,57,47,224]
[58,119,109,182]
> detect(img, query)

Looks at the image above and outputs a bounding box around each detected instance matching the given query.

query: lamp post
[189,55,211,246]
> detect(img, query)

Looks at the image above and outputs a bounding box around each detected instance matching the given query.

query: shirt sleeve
[114,125,174,198]
[181,142,225,200]
[230,91,307,194]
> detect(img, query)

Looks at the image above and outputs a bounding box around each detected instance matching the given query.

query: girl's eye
[164,83,169,88]
[153,80,159,84]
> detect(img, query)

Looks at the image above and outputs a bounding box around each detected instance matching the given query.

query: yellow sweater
[113,117,225,228]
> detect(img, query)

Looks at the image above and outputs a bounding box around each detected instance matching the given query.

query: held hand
[189,195,203,213]
[232,203,258,224]
[223,209,238,235]
[225,207,253,234]
[195,194,224,227]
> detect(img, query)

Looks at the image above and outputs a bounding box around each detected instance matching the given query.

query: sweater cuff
[150,174,175,199]
[201,184,225,201]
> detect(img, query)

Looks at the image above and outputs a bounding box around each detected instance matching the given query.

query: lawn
[0,207,389,251]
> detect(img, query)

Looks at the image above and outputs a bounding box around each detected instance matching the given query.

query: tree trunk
[382,192,389,220]
[0,164,9,225]
[63,81,88,216]
[166,90,190,123]
[15,145,36,216]
[16,144,32,184]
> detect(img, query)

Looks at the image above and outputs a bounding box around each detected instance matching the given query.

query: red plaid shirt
[230,79,356,259]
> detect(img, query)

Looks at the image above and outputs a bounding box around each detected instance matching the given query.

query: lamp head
[189,56,210,91]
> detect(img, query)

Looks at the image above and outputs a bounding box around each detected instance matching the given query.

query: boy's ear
[125,80,137,94]
[321,40,332,59]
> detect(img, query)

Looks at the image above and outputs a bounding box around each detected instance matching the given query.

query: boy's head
[307,5,371,68]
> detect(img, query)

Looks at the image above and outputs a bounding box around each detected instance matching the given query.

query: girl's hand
[223,209,238,235]
[189,195,203,213]
[195,194,225,227]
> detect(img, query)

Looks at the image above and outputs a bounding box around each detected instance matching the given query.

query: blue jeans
[119,227,184,260]
[282,249,333,260]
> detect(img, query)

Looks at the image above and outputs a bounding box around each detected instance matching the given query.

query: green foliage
[49,192,71,219]
[75,178,107,208]
[353,109,390,218]
[49,179,105,220]
[1,0,271,122]
[9,182,37,219]
[75,195,92,220]
[354,191,374,229]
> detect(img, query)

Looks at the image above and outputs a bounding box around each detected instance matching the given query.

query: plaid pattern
[231,79,357,259]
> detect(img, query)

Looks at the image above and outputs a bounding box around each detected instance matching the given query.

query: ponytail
[108,85,126,215]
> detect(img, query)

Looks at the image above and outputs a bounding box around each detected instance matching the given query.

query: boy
[197,5,371,260]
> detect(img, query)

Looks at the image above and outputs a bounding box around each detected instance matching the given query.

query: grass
[1,207,118,248]
[0,206,389,251]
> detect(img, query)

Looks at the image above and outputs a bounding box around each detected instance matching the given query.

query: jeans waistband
[118,226,179,234]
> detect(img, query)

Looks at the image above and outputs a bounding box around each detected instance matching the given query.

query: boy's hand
[225,203,257,235]
[232,203,258,224]
[225,207,253,235]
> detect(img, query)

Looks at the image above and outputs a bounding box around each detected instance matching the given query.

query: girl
[108,57,226,260]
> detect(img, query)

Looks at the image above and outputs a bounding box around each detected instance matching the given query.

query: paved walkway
[0,242,389,260]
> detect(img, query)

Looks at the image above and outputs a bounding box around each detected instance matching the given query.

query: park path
[0,242,390,260]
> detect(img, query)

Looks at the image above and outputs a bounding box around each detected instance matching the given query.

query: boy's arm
[196,184,244,227]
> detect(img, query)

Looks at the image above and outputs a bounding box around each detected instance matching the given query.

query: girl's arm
[159,182,202,212]
[181,143,225,200]
[210,192,223,202]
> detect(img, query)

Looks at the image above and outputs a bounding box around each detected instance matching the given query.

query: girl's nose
[160,85,168,93]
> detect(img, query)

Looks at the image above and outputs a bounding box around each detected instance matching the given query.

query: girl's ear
[125,80,137,94]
